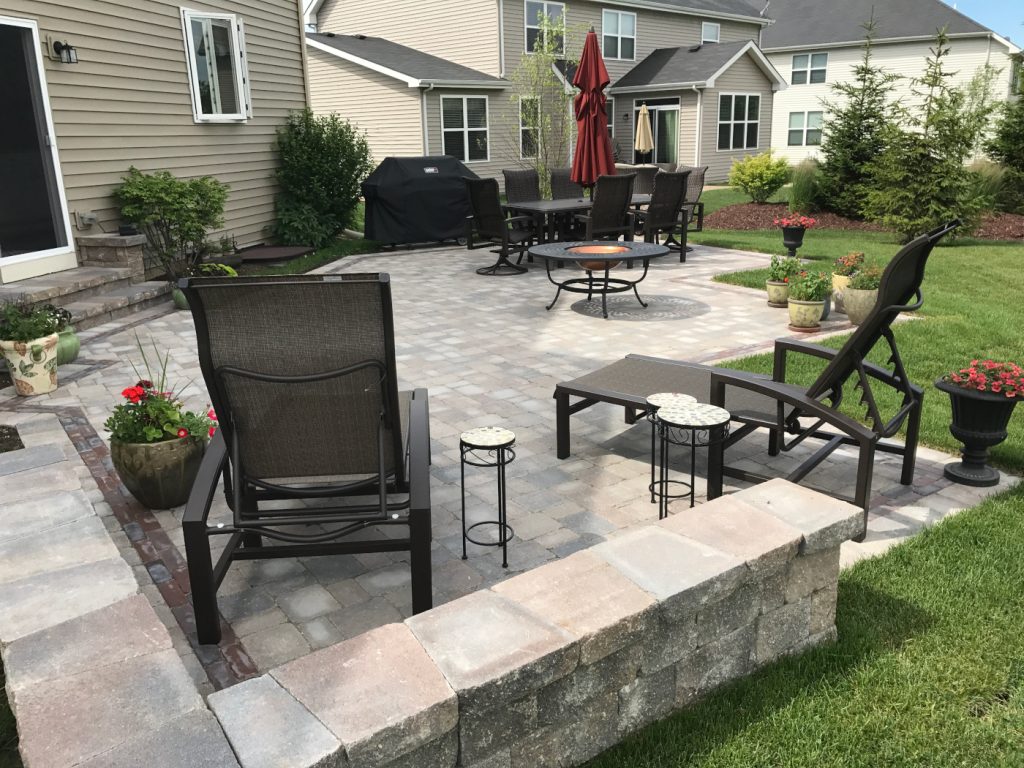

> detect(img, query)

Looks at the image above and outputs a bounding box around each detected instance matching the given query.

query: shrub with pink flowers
[942,360,1024,399]
[774,213,817,229]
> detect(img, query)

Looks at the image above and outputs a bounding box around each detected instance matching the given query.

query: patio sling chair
[179,273,432,645]
[503,168,544,257]
[576,173,636,242]
[665,165,708,260]
[633,170,691,246]
[465,177,533,275]
[550,168,584,200]
[554,221,960,535]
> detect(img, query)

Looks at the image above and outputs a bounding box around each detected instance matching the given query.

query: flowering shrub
[942,360,1024,398]
[789,270,833,301]
[105,340,216,443]
[849,266,883,290]
[774,213,817,228]
[768,255,801,282]
[833,251,865,277]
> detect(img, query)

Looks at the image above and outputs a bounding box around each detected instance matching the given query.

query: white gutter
[762,31,1015,54]
[421,84,434,155]
[692,84,702,166]
[611,81,706,94]
[497,0,505,77]
[598,0,771,27]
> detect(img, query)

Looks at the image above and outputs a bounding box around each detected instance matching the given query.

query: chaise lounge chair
[180,273,432,645]
[554,221,959,535]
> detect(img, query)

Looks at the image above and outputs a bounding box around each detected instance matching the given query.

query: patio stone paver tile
[0,489,93,543]
[277,584,342,623]
[0,516,120,585]
[241,623,311,670]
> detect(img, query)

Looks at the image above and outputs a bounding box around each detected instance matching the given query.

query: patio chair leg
[556,391,571,459]
[184,520,222,645]
[853,442,874,543]
[409,511,433,613]
[901,395,923,485]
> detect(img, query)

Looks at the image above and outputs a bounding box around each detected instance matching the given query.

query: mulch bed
[705,203,1024,241]
[0,425,23,454]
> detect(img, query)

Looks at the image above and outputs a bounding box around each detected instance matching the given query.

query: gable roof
[610,40,786,92]
[306,33,506,88]
[760,0,1002,50]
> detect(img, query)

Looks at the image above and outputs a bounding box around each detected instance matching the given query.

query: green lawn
[700,186,790,216]
[588,483,1024,767]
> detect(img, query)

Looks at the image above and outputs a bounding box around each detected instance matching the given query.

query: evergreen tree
[985,71,1024,212]
[818,19,900,218]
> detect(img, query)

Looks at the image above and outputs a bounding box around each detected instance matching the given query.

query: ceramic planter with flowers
[786,270,832,331]
[105,340,217,509]
[843,266,883,325]
[766,254,801,308]
[831,251,865,314]
[935,360,1024,486]
[0,303,61,396]
[774,213,817,258]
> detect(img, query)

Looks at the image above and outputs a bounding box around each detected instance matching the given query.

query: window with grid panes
[717,94,759,150]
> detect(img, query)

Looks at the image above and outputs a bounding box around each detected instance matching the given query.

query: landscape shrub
[728,151,789,204]
[985,93,1024,212]
[788,159,821,213]
[275,109,373,248]
[966,160,1007,214]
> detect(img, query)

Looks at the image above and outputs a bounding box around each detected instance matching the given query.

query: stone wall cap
[75,234,148,247]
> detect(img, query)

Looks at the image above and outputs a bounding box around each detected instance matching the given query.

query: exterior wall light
[53,41,78,64]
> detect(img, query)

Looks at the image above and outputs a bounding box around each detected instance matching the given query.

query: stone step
[0,266,133,308]
[63,281,172,331]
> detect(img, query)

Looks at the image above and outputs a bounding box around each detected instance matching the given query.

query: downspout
[421,84,435,155]
[692,85,702,166]
[497,0,506,77]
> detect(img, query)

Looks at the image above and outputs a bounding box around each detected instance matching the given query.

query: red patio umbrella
[570,28,615,190]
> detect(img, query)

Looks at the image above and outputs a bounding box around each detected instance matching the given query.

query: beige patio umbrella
[634,102,654,162]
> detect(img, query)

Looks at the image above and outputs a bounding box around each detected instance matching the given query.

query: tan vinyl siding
[424,89,519,188]
[316,0,500,76]
[702,54,775,182]
[1,0,307,257]
[307,48,423,161]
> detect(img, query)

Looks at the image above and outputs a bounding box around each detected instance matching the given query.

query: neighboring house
[306,0,786,183]
[760,0,1022,164]
[0,0,308,284]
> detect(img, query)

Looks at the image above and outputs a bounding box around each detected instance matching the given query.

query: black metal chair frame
[634,170,691,247]
[180,273,432,645]
[664,165,707,260]
[553,221,960,535]
[576,174,636,242]
[464,177,533,276]
[550,168,586,241]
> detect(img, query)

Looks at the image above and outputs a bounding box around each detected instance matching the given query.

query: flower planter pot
[0,334,59,396]
[843,287,878,326]
[787,298,824,331]
[832,273,852,314]
[820,294,831,322]
[781,226,806,257]
[765,280,790,308]
[171,288,189,310]
[56,327,80,365]
[935,379,1020,487]
[110,437,205,509]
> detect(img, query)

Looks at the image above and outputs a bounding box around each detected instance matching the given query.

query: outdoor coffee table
[528,241,669,319]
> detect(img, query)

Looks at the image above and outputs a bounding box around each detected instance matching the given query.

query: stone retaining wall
[209,479,862,768]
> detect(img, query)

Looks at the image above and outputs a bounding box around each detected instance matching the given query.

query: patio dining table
[506,194,652,243]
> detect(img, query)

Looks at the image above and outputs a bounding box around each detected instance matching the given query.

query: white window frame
[717,92,760,152]
[180,8,252,123]
[519,97,538,159]
[607,96,615,139]
[701,21,720,44]
[787,111,823,146]
[441,96,490,163]
[524,0,565,55]
[791,52,828,85]
[0,15,74,266]
[601,9,636,61]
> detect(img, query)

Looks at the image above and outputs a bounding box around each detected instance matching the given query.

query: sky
[941,0,1024,45]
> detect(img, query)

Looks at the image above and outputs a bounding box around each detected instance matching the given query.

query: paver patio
[0,242,1015,699]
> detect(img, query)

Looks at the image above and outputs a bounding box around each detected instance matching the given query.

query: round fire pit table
[528,241,670,319]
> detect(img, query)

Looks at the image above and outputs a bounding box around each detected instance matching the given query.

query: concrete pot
[0,333,59,396]
[843,287,878,326]
[832,273,853,314]
[787,298,824,331]
[110,437,204,509]
[171,288,189,310]
[766,280,790,308]
[56,327,80,365]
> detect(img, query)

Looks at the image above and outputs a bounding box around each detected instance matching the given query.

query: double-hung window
[718,94,760,151]
[701,21,720,43]
[606,97,615,139]
[181,8,251,122]
[788,111,823,146]
[525,1,565,54]
[602,10,635,60]
[442,96,489,162]
[791,52,827,84]
[520,97,538,159]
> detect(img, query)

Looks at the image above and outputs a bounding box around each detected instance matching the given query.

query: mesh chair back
[503,169,541,203]
[181,274,404,485]
[633,165,658,195]
[806,221,959,400]
[465,177,507,241]
[644,170,690,230]
[589,174,635,234]
[550,168,584,200]
[679,165,708,204]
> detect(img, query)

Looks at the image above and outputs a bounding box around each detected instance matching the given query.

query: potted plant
[831,251,865,314]
[843,266,883,325]
[0,304,60,396]
[43,305,79,365]
[773,213,816,257]
[171,262,238,310]
[787,270,832,331]
[105,340,217,509]
[935,360,1024,486]
[766,255,801,307]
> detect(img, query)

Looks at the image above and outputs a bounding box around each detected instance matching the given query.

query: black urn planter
[781,226,806,257]
[934,379,1020,486]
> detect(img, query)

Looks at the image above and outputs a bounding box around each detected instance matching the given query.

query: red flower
[177,428,189,438]
[207,408,217,421]
[208,426,217,438]
[121,385,145,404]
[136,379,153,389]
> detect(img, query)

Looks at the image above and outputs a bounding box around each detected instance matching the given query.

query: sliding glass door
[633,99,679,165]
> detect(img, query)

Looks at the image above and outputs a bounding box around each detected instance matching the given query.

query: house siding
[768,35,1018,163]
[424,88,519,188]
[702,54,776,182]
[315,0,501,76]
[0,0,307,282]
[307,48,423,162]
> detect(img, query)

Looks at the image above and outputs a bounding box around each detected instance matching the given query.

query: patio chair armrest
[184,429,228,526]
[709,369,876,443]
[691,201,704,231]
[408,387,431,513]
[773,339,838,381]
[506,215,535,227]
[575,214,593,225]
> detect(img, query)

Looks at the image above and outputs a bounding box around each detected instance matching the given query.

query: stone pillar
[75,234,148,284]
